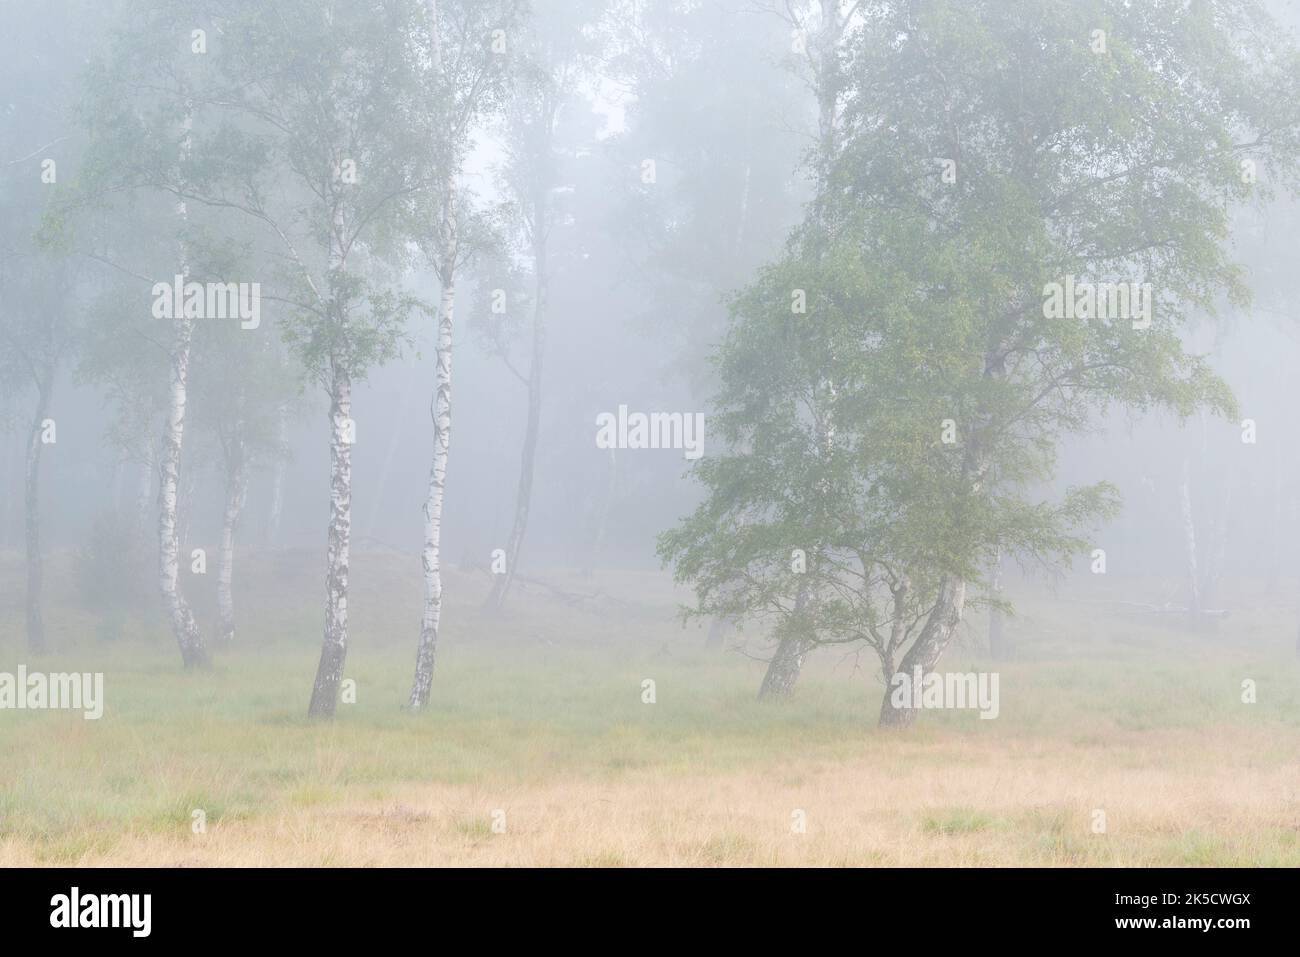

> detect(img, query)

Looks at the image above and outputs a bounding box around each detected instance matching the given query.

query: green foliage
[661,0,1300,671]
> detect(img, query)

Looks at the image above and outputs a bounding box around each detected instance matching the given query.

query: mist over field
[3,0,1300,870]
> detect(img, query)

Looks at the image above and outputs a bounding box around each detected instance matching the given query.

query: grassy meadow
[1,548,1299,866]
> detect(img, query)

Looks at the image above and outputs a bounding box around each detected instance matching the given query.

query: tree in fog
[750,0,862,694]
[482,0,606,612]
[664,0,1300,725]
[0,257,79,654]
[0,0,100,654]
[78,0,440,706]
[72,0,230,667]
[617,0,856,680]
[190,0,437,715]
[408,0,518,710]
[188,272,299,645]
[602,0,808,643]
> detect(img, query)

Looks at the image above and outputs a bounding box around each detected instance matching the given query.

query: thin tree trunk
[407,1,457,710]
[216,436,247,645]
[486,207,549,612]
[24,375,52,654]
[160,111,206,668]
[159,317,205,668]
[409,251,456,709]
[309,363,353,718]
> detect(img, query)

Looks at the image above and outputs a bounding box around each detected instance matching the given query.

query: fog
[4,1,1300,866]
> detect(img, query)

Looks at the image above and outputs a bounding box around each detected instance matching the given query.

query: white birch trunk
[159,318,205,667]
[877,576,969,728]
[159,111,205,667]
[308,363,353,717]
[406,1,457,709]
[409,250,456,709]
[876,439,991,728]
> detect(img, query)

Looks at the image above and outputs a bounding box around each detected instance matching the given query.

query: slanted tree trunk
[309,362,353,717]
[759,392,836,696]
[758,632,813,698]
[216,435,247,644]
[486,196,550,612]
[759,589,813,698]
[877,437,987,728]
[878,577,968,728]
[409,190,458,710]
[758,3,847,698]
[24,374,52,654]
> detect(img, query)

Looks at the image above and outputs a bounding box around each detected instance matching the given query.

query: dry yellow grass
[4,725,1297,866]
[3,557,1299,866]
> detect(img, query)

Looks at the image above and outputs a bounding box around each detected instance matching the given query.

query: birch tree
[66,0,224,667]
[81,0,441,706]
[0,257,78,655]
[185,0,440,716]
[663,0,1300,725]
[408,0,518,709]
[753,0,859,695]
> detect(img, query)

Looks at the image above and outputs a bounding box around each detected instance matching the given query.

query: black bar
[0,867,1289,944]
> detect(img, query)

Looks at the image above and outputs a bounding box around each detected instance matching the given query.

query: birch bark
[409,213,456,709]
[309,362,353,716]
[159,109,206,668]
